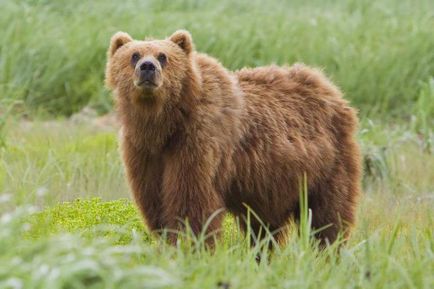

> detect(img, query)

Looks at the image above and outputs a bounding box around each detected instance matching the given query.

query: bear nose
[140,61,156,72]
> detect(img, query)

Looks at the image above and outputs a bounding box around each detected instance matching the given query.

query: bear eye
[131,52,141,65]
[157,53,167,66]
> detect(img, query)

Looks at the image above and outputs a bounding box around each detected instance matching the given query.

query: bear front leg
[160,149,224,247]
[131,173,164,232]
[122,143,165,233]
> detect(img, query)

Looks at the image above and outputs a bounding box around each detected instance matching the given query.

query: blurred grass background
[0,0,433,117]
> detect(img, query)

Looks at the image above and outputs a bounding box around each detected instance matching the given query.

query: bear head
[105,30,195,109]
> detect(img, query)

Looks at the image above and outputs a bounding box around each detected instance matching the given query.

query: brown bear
[105,30,361,247]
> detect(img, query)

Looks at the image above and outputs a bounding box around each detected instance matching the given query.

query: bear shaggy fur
[105,30,361,247]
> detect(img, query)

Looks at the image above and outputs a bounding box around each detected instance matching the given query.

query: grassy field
[1,0,433,116]
[0,0,433,288]
[0,119,432,288]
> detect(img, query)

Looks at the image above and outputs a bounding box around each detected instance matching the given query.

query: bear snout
[134,59,161,89]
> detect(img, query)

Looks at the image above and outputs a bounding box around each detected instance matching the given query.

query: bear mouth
[135,80,158,88]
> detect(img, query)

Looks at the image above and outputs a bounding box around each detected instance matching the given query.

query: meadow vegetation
[0,0,433,288]
[0,118,432,288]
[0,0,433,116]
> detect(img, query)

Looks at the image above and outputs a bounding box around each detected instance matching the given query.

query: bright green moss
[26,198,150,244]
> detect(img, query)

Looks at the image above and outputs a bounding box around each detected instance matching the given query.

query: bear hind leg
[308,174,359,247]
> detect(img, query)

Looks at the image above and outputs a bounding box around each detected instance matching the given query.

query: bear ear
[108,32,133,57]
[169,30,194,54]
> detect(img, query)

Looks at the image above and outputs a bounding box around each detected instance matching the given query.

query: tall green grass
[0,103,432,289]
[1,190,432,288]
[0,121,126,207]
[0,0,433,116]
